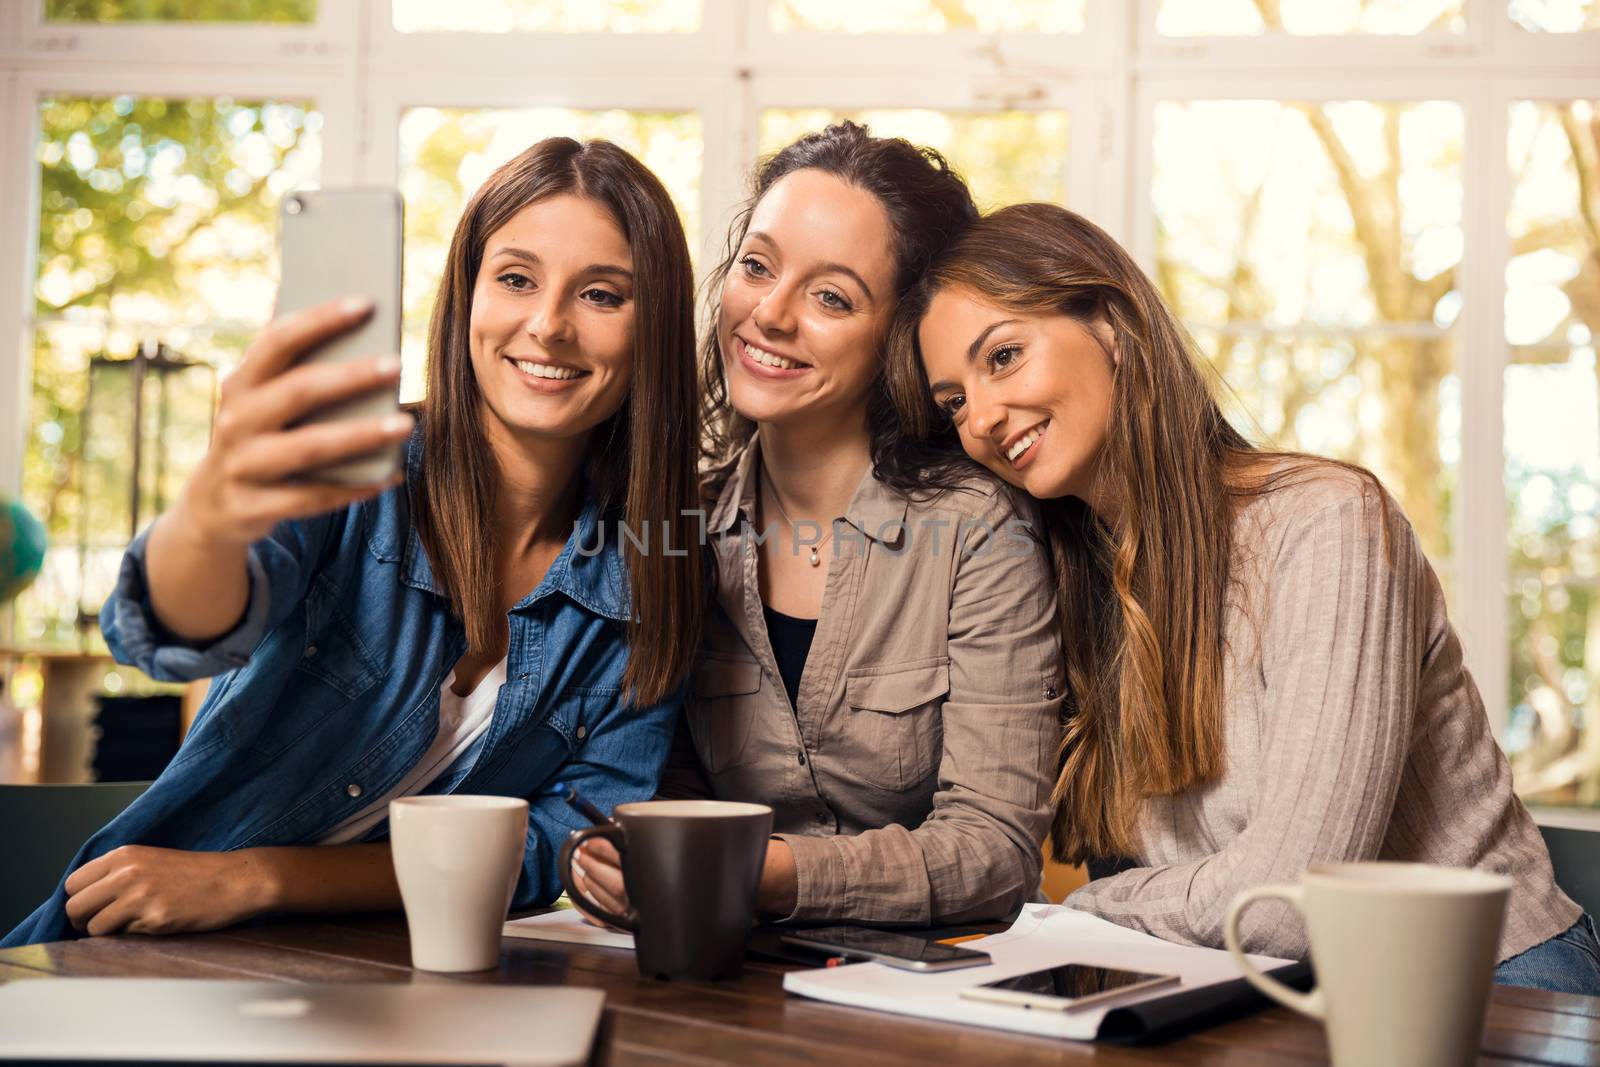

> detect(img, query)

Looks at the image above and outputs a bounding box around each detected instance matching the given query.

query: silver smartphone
[275,187,404,484]
[958,963,1179,1013]
[779,926,992,972]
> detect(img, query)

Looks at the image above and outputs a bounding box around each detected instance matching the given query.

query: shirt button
[797,751,807,766]
[1045,684,1058,699]
[305,645,318,658]
[575,725,587,740]
[346,783,363,798]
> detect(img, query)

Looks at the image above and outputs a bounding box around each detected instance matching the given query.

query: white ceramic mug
[389,795,528,973]
[1224,862,1512,1067]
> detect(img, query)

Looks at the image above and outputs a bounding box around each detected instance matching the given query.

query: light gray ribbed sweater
[1067,469,1580,962]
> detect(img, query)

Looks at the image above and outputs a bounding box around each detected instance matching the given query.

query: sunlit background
[1,1,1597,816]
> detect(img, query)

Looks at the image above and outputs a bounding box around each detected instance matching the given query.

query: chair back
[1539,823,1600,918]
[0,781,150,934]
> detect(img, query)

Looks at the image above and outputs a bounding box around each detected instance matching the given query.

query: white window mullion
[314,4,367,188]
[1127,72,1159,278]
[1459,74,1511,734]
[0,68,31,502]
[1072,1,1136,244]
[1,3,24,59]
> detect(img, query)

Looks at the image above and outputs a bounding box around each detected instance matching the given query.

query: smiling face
[717,168,897,430]
[919,286,1117,503]
[468,193,636,448]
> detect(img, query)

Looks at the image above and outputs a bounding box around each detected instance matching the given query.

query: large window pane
[1509,0,1599,31]
[1504,100,1600,808]
[759,109,1069,213]
[1154,100,1463,565]
[769,1,1083,33]
[397,108,702,399]
[1158,0,1463,35]
[391,0,700,33]
[18,95,321,649]
[44,0,316,23]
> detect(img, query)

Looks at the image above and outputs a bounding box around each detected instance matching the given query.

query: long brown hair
[888,203,1387,863]
[698,121,979,498]
[415,137,704,706]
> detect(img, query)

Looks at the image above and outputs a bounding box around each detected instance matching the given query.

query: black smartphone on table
[959,963,1179,1012]
[779,926,992,972]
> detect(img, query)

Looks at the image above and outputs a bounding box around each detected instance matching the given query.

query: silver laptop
[0,979,604,1066]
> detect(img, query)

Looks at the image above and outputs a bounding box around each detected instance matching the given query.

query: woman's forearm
[254,843,402,915]
[755,839,797,918]
[144,507,251,643]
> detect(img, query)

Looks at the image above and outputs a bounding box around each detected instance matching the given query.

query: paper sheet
[502,900,635,950]
[782,904,1290,1041]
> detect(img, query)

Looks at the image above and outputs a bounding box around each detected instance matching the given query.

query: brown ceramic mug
[559,800,773,980]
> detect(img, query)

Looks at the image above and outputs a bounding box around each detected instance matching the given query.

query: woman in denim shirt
[3,137,705,946]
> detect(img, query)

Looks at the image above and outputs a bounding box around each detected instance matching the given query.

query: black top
[762,605,818,710]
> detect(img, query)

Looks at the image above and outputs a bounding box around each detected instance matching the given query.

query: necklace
[763,468,834,568]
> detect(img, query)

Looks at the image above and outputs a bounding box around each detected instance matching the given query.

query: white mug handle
[1223,883,1325,1020]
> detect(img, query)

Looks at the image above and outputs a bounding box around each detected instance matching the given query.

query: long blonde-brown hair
[415,137,704,706]
[888,203,1385,863]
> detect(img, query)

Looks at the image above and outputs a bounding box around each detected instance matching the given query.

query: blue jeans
[1493,913,1600,996]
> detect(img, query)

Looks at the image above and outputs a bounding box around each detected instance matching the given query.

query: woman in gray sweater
[887,201,1600,996]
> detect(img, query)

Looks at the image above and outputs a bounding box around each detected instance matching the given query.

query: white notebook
[783,903,1291,1042]
[504,899,636,950]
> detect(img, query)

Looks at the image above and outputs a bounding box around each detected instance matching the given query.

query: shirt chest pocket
[844,658,949,792]
[686,655,762,775]
[256,576,384,757]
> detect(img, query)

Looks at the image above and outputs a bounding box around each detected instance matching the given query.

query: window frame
[366,0,736,72]
[745,0,1116,71]
[16,0,359,67]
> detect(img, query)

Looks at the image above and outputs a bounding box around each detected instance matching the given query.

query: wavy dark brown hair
[888,203,1389,864]
[698,121,980,499]
[414,137,704,706]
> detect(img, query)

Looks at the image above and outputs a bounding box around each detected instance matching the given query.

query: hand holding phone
[169,297,412,552]
[275,188,406,485]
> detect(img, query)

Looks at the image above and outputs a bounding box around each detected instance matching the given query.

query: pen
[564,785,612,827]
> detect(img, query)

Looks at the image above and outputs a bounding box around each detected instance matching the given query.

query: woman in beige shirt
[890,201,1600,995]
[573,123,1063,925]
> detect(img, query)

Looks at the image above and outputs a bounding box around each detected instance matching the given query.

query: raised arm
[141,298,411,644]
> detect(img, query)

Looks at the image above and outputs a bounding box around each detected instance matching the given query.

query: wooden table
[2,913,1598,1065]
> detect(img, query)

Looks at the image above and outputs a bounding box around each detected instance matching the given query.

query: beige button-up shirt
[660,437,1063,925]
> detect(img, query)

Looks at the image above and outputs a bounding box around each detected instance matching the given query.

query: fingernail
[383,413,413,433]
[375,355,402,376]
[341,296,374,316]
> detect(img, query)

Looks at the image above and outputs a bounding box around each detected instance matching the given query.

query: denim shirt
[3,437,680,947]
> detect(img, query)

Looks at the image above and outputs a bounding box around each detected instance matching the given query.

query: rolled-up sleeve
[779,490,1062,925]
[100,512,341,683]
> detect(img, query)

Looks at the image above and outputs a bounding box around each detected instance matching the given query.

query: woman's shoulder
[1237,458,1411,563]
[899,464,1036,526]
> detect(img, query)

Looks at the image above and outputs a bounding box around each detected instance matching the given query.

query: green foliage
[45,0,315,22]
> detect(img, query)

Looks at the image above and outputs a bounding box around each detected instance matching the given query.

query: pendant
[809,548,821,567]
